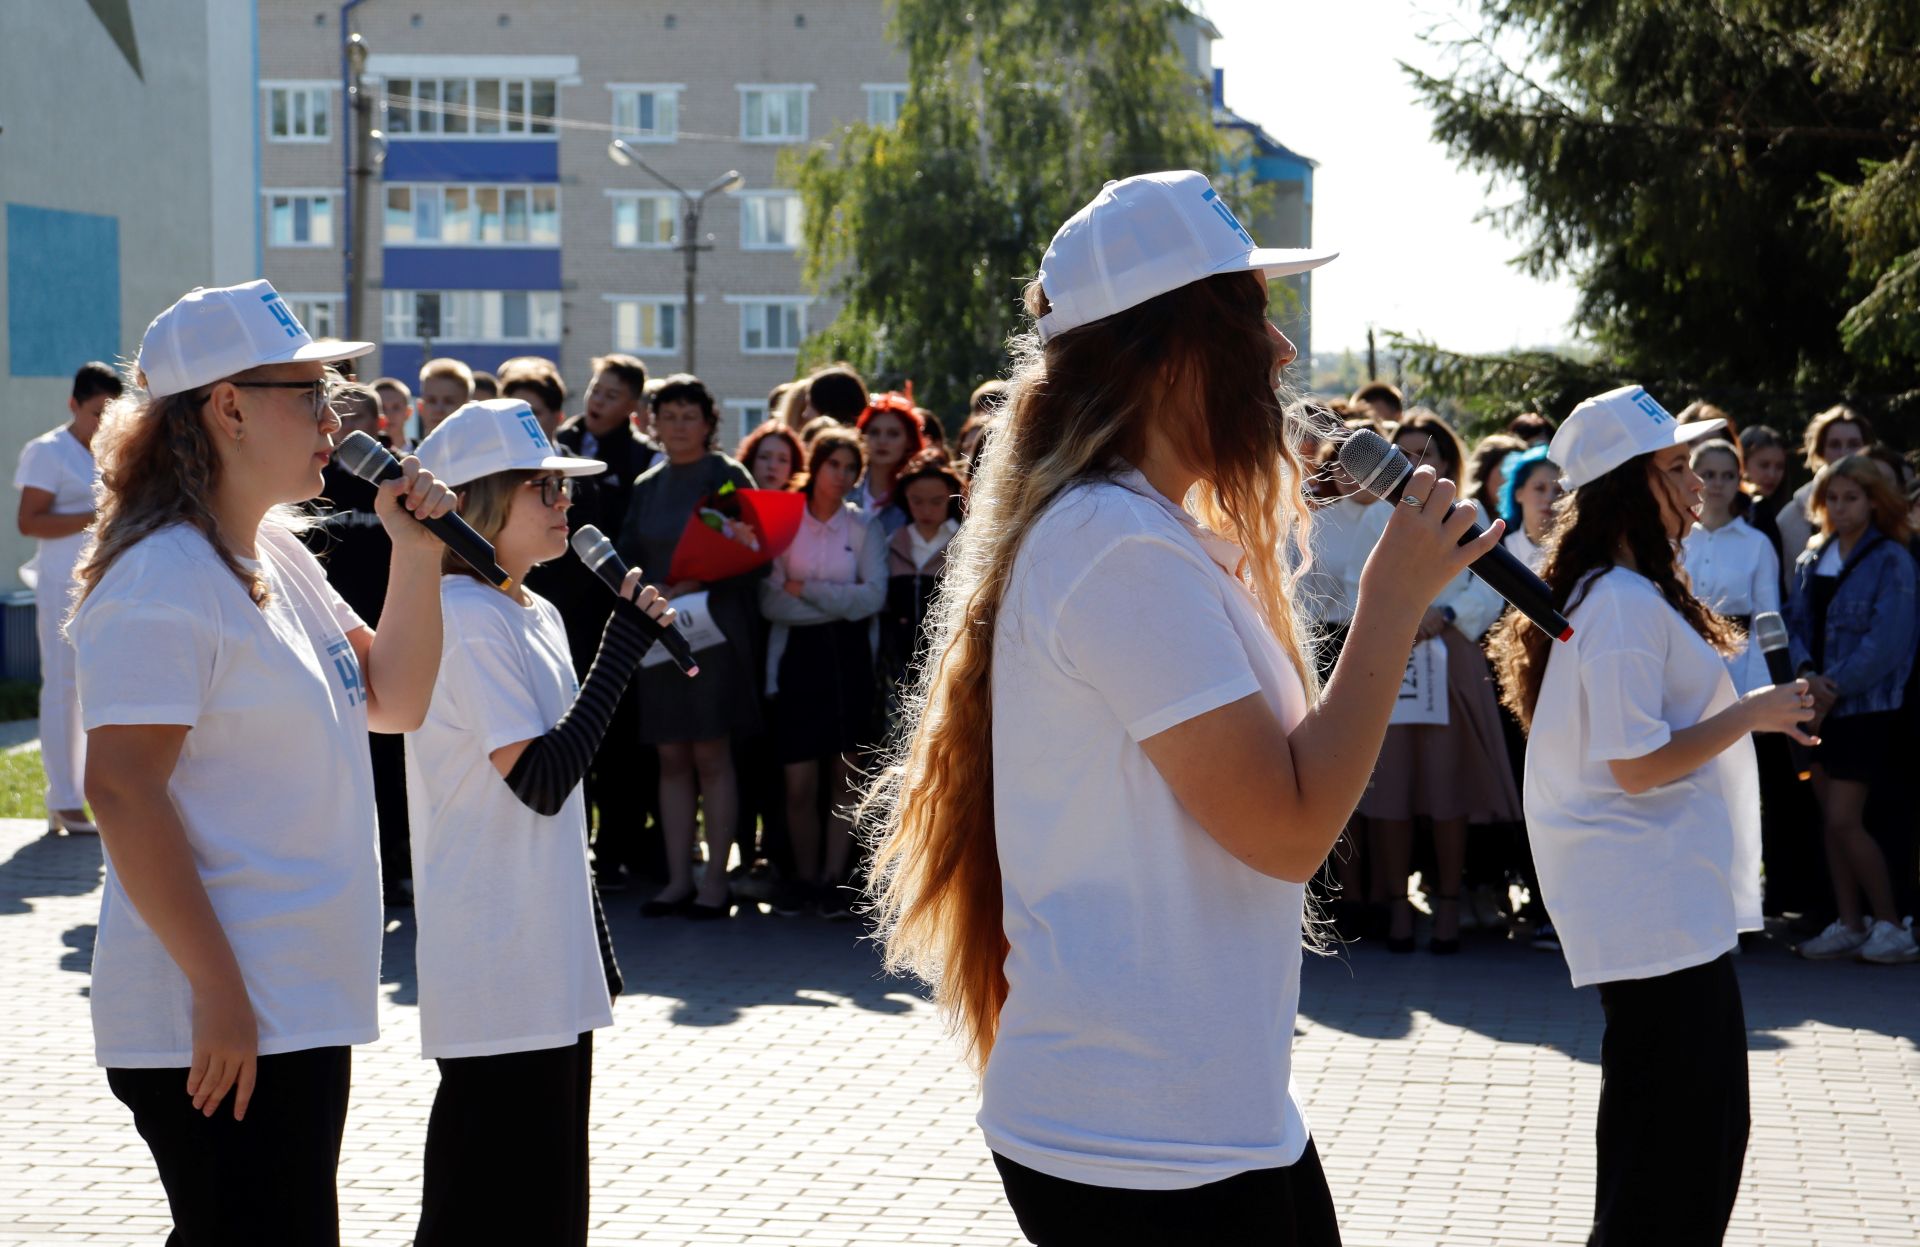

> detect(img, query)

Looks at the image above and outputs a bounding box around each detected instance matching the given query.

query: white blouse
[1682,518,1781,695]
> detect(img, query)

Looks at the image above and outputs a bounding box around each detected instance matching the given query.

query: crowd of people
[252,350,1008,925]
[21,352,1917,962]
[1294,382,1920,965]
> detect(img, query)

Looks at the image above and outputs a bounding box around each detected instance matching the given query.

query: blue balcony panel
[384,140,558,183]
[383,247,561,291]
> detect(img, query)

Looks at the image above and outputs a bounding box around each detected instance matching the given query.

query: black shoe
[640,893,693,918]
[769,883,809,917]
[685,898,733,921]
[817,888,856,922]
[595,868,631,894]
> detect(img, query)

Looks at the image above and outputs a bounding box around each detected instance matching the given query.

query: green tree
[787,1,1243,422]
[1399,1,1920,434]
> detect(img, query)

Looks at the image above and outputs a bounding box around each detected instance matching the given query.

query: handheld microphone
[570,525,700,678]
[333,431,516,591]
[1337,428,1574,642]
[1752,611,1813,781]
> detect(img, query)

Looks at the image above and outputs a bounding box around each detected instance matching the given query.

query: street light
[608,138,742,375]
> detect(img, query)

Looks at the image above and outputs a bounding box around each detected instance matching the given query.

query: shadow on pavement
[0,830,102,916]
[1299,932,1920,1064]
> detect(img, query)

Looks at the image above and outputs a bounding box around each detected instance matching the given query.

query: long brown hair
[861,270,1316,1071]
[1491,453,1740,730]
[74,378,308,613]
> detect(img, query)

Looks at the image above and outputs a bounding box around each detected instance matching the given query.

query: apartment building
[259,1,906,439]
[258,3,1317,440]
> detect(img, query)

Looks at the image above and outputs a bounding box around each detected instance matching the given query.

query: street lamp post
[608,139,741,376]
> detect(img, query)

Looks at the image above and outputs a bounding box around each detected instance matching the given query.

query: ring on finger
[1401,494,1427,509]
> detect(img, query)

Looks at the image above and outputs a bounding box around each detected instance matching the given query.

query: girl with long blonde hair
[861,171,1499,1243]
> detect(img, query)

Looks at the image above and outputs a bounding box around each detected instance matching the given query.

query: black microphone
[333,431,516,591]
[1752,611,1813,781]
[569,525,700,678]
[1337,428,1574,642]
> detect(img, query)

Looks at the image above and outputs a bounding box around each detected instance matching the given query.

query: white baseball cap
[414,398,604,488]
[1035,170,1338,342]
[1549,384,1727,490]
[135,279,374,398]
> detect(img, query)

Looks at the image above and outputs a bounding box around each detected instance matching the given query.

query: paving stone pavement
[2,818,1917,1245]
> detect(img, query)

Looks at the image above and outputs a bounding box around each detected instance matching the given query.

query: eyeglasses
[229,379,336,422]
[527,476,576,507]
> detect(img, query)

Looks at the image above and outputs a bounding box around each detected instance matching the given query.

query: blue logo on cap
[1201,188,1254,248]
[1627,387,1672,425]
[516,410,551,451]
[260,291,305,340]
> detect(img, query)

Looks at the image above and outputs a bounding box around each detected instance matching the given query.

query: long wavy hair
[1491,452,1739,730]
[73,375,312,616]
[860,270,1317,1071]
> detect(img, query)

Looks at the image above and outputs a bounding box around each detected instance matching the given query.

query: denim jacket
[1785,529,1918,718]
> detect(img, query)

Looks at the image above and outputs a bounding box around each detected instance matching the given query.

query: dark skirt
[1813,709,1899,785]
[773,618,877,765]
[635,581,763,745]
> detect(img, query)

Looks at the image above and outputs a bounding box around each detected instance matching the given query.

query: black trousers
[1590,953,1749,1247]
[587,684,664,880]
[369,730,411,889]
[416,1032,594,1247]
[106,1045,351,1247]
[993,1139,1342,1246]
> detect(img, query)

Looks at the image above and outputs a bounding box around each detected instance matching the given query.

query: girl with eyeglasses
[69,281,455,1246]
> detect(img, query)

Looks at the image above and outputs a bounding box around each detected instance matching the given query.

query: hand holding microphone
[1752,611,1821,773]
[334,431,514,588]
[1338,429,1573,642]
[571,525,700,677]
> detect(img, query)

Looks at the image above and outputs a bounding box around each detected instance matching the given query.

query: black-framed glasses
[527,476,576,507]
[230,379,335,421]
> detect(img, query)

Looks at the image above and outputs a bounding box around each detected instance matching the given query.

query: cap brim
[541,455,607,478]
[1215,247,1340,279]
[1674,418,1727,445]
[282,339,377,366]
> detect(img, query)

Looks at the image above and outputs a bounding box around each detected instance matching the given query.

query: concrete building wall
[0,0,259,593]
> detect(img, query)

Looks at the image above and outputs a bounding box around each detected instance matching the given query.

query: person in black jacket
[543,353,663,891]
[304,382,413,907]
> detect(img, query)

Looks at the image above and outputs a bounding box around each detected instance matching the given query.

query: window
[725,400,769,441]
[285,296,342,339]
[609,298,681,354]
[266,84,331,141]
[266,193,335,246]
[382,290,562,343]
[385,184,560,245]
[732,298,806,354]
[739,193,803,250]
[611,193,679,248]
[739,86,810,142]
[864,84,908,127]
[384,76,557,136]
[611,85,680,142]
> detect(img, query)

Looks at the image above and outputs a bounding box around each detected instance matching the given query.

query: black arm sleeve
[502,603,655,816]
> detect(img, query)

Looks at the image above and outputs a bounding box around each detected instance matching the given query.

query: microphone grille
[1752,610,1790,652]
[570,524,615,566]
[334,430,393,483]
[1336,428,1412,500]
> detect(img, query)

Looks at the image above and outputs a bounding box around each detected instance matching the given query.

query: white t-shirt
[1297,492,1389,626]
[71,523,378,1067]
[1524,568,1762,989]
[404,577,612,1059]
[983,469,1313,1190]
[14,426,98,600]
[1682,518,1781,695]
[1503,528,1547,574]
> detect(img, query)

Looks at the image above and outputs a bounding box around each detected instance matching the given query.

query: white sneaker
[1856,919,1920,965]
[1798,919,1869,959]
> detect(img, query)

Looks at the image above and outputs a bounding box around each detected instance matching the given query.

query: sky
[1201,0,1582,358]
